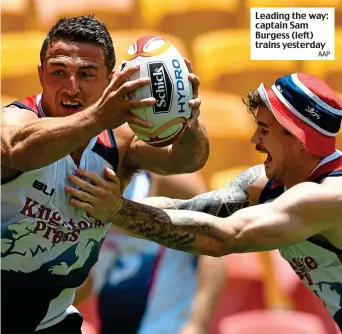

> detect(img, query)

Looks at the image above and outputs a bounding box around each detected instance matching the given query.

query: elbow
[176,147,210,174]
[202,239,233,257]
[208,235,250,257]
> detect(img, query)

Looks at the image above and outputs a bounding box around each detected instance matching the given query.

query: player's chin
[264,157,275,177]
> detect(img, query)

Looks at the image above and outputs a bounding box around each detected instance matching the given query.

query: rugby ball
[120,36,193,147]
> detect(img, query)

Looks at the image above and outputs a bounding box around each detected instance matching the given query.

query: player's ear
[38,64,43,87]
[298,140,307,152]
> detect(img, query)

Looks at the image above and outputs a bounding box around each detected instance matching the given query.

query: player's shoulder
[281,181,342,209]
[2,105,38,126]
[320,175,342,194]
[227,164,268,205]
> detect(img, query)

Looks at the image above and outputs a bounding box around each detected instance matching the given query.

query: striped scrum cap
[257,73,342,157]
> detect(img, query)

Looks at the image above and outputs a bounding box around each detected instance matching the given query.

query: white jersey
[1,94,118,332]
[259,151,342,330]
[94,172,198,334]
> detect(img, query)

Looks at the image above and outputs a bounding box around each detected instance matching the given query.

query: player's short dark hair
[243,89,291,135]
[40,14,115,73]
[242,89,264,117]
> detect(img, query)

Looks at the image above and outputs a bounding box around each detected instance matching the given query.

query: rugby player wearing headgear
[68,73,342,330]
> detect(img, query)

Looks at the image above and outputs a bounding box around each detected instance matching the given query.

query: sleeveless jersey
[1,94,119,332]
[259,150,342,330]
[94,172,198,334]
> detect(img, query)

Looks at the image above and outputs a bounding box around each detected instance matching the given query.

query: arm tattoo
[117,199,218,254]
[114,165,265,255]
[159,164,265,217]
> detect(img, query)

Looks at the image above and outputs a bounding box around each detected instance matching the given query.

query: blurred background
[1,0,342,333]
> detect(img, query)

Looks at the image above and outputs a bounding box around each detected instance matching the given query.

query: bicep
[224,182,342,252]
[226,203,303,252]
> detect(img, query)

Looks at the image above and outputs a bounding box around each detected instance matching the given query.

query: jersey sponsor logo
[19,197,104,243]
[32,180,55,196]
[2,197,107,276]
[288,256,318,285]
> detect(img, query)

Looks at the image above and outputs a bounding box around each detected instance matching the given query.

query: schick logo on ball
[148,62,173,113]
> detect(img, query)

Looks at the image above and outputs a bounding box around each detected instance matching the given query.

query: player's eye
[79,72,94,78]
[53,70,64,76]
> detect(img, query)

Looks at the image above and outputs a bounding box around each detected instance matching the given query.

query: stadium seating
[1,32,44,98]
[2,0,39,32]
[198,90,264,183]
[192,29,300,96]
[219,309,328,334]
[33,0,138,30]
[302,29,342,92]
[138,0,241,53]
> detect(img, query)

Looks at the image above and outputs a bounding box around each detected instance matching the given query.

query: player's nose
[64,75,80,96]
[250,130,260,144]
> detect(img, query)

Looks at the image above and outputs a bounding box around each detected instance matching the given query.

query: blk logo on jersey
[33,180,55,196]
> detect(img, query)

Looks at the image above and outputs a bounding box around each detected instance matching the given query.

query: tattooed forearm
[116,199,227,256]
[139,165,265,217]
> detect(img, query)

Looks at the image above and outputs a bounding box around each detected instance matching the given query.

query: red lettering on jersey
[20,197,39,217]
[289,256,318,286]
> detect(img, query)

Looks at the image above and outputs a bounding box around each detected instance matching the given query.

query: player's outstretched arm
[1,65,154,172]
[137,165,265,219]
[66,169,342,256]
[112,182,341,256]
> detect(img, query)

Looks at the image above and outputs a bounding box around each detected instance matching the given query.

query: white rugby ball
[120,36,193,147]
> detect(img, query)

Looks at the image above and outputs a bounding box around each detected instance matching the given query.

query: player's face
[38,40,111,118]
[251,106,302,180]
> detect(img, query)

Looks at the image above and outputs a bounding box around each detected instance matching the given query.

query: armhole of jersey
[7,102,40,116]
[312,170,342,183]
[107,129,119,173]
[307,236,342,254]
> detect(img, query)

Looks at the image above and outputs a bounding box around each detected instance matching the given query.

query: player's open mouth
[60,100,83,112]
[265,151,272,164]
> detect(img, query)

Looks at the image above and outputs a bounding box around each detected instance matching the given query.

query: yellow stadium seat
[138,0,241,52]
[2,0,39,32]
[35,0,138,30]
[198,89,264,183]
[209,165,251,189]
[1,32,44,98]
[302,29,342,92]
[192,29,299,96]
[109,30,190,67]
